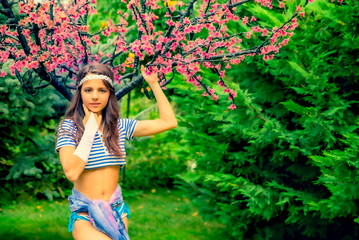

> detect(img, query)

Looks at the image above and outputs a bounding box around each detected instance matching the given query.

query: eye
[84,89,91,92]
[100,89,107,93]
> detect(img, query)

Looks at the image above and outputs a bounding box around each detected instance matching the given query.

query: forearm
[60,151,87,182]
[60,113,98,182]
[133,65,178,137]
[148,82,177,127]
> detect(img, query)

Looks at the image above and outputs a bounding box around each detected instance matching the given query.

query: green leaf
[287,61,310,79]
[281,100,310,115]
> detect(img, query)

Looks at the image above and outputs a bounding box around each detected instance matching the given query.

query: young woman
[55,63,177,240]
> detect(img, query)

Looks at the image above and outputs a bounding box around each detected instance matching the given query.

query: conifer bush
[174,0,359,239]
[0,61,70,202]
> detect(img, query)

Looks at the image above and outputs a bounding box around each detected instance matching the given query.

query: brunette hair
[57,64,123,158]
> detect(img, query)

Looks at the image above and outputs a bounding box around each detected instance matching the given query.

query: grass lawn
[0,188,228,240]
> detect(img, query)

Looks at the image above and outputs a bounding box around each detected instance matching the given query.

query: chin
[87,107,101,113]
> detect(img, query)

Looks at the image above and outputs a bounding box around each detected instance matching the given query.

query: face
[80,76,110,114]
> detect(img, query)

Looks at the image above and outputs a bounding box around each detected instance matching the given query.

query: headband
[77,74,113,88]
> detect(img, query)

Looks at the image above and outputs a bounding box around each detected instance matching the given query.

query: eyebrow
[83,86,108,90]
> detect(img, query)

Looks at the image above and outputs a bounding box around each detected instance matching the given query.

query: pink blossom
[183,17,190,25]
[0,51,10,62]
[98,51,104,57]
[270,33,279,44]
[208,24,216,32]
[242,16,249,25]
[228,104,236,110]
[251,26,261,33]
[246,31,252,39]
[217,80,225,87]
[192,65,200,73]
[212,94,218,101]
[166,19,175,26]
[262,28,269,36]
[0,71,7,77]
[280,39,289,46]
[165,52,172,58]
[219,70,225,78]
[0,0,307,107]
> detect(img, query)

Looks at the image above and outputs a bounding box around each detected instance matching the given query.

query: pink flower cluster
[0,0,312,109]
[2,0,102,76]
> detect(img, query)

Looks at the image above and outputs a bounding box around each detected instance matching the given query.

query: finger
[94,112,101,119]
[82,104,93,126]
[97,114,102,125]
[83,104,90,115]
[141,65,147,75]
[93,113,102,127]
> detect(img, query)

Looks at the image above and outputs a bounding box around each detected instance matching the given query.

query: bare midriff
[74,165,121,201]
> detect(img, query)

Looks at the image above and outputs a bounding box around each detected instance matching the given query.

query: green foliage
[309,133,359,218]
[171,0,359,239]
[0,61,70,203]
[123,130,186,190]
[120,94,187,190]
[1,1,358,239]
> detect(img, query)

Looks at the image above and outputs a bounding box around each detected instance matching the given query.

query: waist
[74,166,120,201]
[69,184,124,212]
[77,202,121,215]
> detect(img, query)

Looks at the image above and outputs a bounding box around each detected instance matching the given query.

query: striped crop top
[55,118,138,170]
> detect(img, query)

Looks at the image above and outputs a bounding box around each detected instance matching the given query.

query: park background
[0,0,358,239]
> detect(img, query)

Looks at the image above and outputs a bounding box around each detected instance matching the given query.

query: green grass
[0,188,228,240]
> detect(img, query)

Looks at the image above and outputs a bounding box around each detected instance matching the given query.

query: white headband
[78,74,113,88]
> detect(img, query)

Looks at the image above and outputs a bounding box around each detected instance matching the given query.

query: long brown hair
[58,64,123,158]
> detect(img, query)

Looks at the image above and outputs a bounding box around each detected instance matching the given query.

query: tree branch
[115,74,144,100]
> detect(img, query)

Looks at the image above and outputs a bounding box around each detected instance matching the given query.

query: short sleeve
[55,119,77,152]
[119,119,138,140]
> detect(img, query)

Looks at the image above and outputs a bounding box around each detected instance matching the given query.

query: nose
[91,91,99,99]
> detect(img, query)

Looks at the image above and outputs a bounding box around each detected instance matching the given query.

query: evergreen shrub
[120,94,187,190]
[0,62,70,203]
[173,0,359,239]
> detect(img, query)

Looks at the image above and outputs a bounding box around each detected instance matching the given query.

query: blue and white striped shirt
[56,118,138,170]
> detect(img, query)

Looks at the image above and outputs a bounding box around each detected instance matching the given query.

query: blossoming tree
[1,0,312,109]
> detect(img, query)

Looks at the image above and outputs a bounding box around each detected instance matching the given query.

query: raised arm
[133,65,177,137]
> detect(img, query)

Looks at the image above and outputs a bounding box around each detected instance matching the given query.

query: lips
[89,103,100,107]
